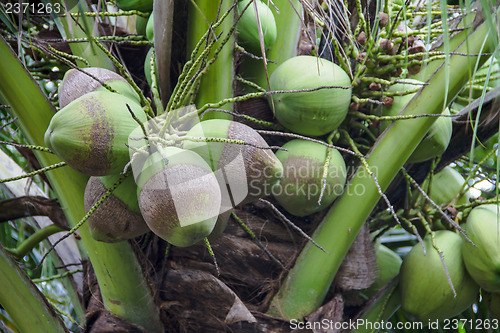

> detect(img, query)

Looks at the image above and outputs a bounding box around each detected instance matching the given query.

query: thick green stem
[187,0,234,119]
[0,37,163,332]
[0,244,68,333]
[267,8,499,320]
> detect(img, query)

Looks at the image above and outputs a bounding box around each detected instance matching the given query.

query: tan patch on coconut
[84,177,149,243]
[75,96,115,176]
[58,68,127,108]
[219,122,282,203]
[138,164,220,247]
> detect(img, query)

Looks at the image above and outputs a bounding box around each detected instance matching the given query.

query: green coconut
[399,230,479,322]
[45,90,147,176]
[146,13,154,42]
[136,147,221,247]
[272,139,346,217]
[462,204,500,292]
[423,166,472,206]
[362,244,402,298]
[136,14,149,36]
[114,0,153,12]
[236,0,277,54]
[269,55,352,136]
[183,119,283,205]
[408,107,452,163]
[382,80,452,163]
[84,174,150,243]
[58,67,140,108]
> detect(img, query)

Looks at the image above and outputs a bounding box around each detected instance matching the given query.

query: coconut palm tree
[0,0,499,331]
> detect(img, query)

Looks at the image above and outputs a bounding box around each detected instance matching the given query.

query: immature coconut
[399,230,479,322]
[136,147,221,247]
[58,67,140,108]
[382,79,452,163]
[44,91,147,176]
[269,55,352,136]
[236,0,277,54]
[419,166,472,207]
[462,204,500,292]
[183,119,283,205]
[84,174,150,243]
[272,139,346,216]
[362,244,402,299]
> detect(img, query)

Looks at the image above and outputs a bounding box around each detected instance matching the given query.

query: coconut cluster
[46,71,286,246]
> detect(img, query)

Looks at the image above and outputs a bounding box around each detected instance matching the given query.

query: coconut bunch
[122,109,285,247]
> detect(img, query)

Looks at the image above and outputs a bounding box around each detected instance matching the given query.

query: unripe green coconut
[58,67,140,108]
[272,139,346,217]
[399,230,479,322]
[236,0,277,54]
[183,119,283,205]
[84,174,150,243]
[462,204,500,292]
[136,147,221,247]
[269,55,352,136]
[114,0,153,12]
[423,166,472,206]
[45,91,147,176]
[363,244,402,298]
[136,14,149,36]
[146,13,154,42]
[144,47,159,88]
[382,80,452,163]
[207,209,232,242]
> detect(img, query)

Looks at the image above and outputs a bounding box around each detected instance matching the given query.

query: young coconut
[272,139,347,217]
[136,147,221,247]
[236,0,277,54]
[84,174,150,243]
[424,166,472,206]
[381,80,452,163]
[268,55,352,136]
[58,67,140,108]
[399,230,479,322]
[44,90,147,176]
[361,244,402,299]
[462,204,500,292]
[183,119,283,205]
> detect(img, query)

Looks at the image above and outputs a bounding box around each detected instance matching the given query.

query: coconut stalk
[48,0,114,69]
[268,7,499,320]
[186,0,234,119]
[0,37,163,332]
[0,244,68,333]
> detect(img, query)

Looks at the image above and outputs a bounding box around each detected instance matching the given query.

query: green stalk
[187,0,234,119]
[268,8,499,320]
[49,0,114,69]
[7,225,64,260]
[0,37,163,332]
[0,244,68,333]
[239,0,302,90]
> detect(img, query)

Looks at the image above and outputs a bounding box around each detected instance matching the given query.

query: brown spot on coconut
[137,147,221,247]
[44,90,147,176]
[183,119,283,206]
[84,175,150,243]
[58,67,140,108]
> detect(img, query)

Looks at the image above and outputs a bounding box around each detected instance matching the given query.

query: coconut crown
[45,90,147,176]
[58,67,140,108]
[269,55,352,136]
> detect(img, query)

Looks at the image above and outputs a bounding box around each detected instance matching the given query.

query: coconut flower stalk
[186,0,234,119]
[268,7,500,320]
[0,37,163,332]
